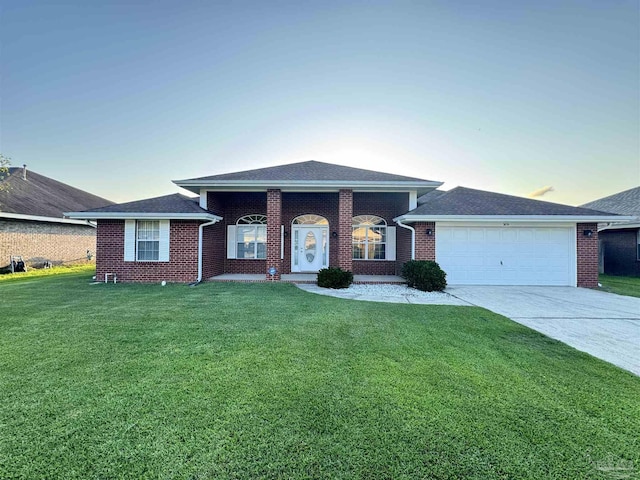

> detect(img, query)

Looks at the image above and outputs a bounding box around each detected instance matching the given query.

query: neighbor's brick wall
[96,220,200,283]
[0,219,96,268]
[414,222,436,261]
[599,229,640,277]
[577,222,599,288]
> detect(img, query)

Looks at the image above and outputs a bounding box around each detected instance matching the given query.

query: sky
[1,0,638,205]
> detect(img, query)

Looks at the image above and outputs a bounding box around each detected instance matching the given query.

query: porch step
[208,274,406,284]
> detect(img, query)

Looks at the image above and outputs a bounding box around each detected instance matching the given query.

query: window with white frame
[352,215,387,260]
[236,214,267,259]
[137,220,160,261]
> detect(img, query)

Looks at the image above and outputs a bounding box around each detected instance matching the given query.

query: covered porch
[208,273,405,284]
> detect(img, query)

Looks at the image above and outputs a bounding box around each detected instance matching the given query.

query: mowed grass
[1,274,638,479]
[599,274,640,298]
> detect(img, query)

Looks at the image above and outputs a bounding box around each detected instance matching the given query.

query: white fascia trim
[0,212,96,227]
[65,212,223,221]
[599,222,640,232]
[175,180,442,193]
[394,214,634,223]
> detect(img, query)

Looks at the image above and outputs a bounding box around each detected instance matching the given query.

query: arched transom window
[236,214,267,259]
[292,214,329,225]
[352,215,387,260]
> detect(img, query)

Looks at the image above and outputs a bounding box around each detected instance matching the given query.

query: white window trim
[352,215,395,261]
[234,214,267,260]
[124,219,170,262]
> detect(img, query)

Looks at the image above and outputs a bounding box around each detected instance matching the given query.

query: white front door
[292,226,328,272]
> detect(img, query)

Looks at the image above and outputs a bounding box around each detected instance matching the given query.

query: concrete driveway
[447,286,640,376]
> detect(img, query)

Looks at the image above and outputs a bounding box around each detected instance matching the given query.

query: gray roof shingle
[176,160,438,183]
[83,193,205,214]
[580,187,640,216]
[0,167,113,217]
[407,187,617,217]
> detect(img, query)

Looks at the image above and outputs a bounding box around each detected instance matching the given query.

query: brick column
[414,222,436,261]
[266,189,282,280]
[577,222,598,288]
[338,189,353,271]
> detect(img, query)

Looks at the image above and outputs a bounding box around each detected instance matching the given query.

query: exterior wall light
[331,231,338,238]
[583,230,593,237]
[425,229,433,236]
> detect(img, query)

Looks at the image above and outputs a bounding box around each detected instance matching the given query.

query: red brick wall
[338,189,353,271]
[281,192,339,272]
[201,222,225,279]
[414,222,436,261]
[599,228,640,277]
[0,219,96,268]
[395,225,412,275]
[96,220,200,283]
[204,190,412,277]
[577,222,599,288]
[266,189,282,279]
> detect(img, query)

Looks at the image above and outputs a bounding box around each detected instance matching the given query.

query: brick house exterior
[68,161,623,287]
[0,167,113,269]
[0,219,97,268]
[581,187,640,277]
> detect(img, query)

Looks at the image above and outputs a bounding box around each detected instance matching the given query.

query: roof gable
[0,167,113,218]
[407,187,618,217]
[174,160,442,193]
[176,160,438,183]
[580,186,640,216]
[83,193,206,214]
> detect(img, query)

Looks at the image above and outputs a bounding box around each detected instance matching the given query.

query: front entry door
[292,226,328,272]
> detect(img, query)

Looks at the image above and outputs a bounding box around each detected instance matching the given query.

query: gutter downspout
[396,219,416,260]
[195,219,219,284]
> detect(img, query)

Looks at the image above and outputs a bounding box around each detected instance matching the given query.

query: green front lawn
[1,274,638,479]
[599,274,640,298]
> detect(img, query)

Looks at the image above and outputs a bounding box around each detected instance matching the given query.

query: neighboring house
[0,166,114,269]
[581,187,640,276]
[66,160,625,287]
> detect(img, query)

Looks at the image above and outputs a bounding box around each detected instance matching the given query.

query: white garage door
[436,226,575,286]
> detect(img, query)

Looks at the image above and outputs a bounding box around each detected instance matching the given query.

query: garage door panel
[436,226,574,286]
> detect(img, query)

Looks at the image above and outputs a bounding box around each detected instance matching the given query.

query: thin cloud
[528,186,554,198]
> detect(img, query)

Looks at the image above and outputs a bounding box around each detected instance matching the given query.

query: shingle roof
[83,193,206,214]
[177,160,438,183]
[0,167,113,217]
[580,186,640,216]
[406,187,616,216]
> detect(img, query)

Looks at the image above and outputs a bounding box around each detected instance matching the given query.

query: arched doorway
[291,214,329,273]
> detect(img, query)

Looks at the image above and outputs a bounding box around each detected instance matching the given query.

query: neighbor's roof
[174,160,442,195]
[0,167,113,224]
[65,193,222,221]
[580,186,640,216]
[396,187,627,222]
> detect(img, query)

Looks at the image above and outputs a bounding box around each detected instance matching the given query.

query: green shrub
[401,260,447,292]
[317,267,354,289]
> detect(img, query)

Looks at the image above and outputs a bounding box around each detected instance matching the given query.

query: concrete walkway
[447,286,640,376]
[296,283,468,305]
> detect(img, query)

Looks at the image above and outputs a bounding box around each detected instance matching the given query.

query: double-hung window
[124,219,169,262]
[236,214,267,259]
[352,215,387,260]
[136,220,160,261]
